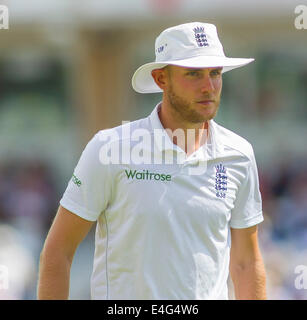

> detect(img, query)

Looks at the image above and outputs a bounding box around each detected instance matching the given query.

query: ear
[151,67,169,91]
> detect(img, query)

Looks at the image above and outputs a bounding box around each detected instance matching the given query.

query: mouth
[197,100,215,105]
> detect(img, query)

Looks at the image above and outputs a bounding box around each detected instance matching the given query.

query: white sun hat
[132,22,254,94]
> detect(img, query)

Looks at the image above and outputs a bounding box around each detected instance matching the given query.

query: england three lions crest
[193,26,209,47]
[215,163,227,198]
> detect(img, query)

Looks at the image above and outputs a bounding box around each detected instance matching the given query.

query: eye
[186,71,200,76]
[210,69,222,76]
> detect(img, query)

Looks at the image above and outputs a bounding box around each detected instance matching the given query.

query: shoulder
[213,121,255,161]
[85,116,152,166]
[95,116,152,146]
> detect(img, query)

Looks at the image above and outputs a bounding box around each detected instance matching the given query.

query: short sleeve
[230,150,264,229]
[60,132,112,221]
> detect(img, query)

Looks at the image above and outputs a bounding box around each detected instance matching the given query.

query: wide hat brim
[132,55,254,93]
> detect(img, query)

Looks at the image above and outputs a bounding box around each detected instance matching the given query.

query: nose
[200,73,214,93]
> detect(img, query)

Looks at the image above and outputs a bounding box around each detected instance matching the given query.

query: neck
[158,101,209,156]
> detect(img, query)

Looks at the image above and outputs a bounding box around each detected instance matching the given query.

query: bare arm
[37,205,94,299]
[230,225,267,300]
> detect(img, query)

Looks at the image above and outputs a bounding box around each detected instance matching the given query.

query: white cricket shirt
[60,103,263,300]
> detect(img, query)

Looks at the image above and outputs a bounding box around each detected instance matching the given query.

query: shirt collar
[149,102,178,152]
[149,102,224,160]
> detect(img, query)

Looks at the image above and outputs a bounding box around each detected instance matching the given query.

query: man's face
[164,65,223,123]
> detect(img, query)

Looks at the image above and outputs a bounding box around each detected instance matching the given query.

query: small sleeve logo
[72,174,82,187]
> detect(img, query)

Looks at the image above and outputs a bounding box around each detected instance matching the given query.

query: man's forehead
[171,66,223,71]
[155,65,223,74]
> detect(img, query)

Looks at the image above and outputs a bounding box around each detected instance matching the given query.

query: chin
[200,109,218,122]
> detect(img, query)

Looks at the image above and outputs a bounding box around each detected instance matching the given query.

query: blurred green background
[0,0,307,299]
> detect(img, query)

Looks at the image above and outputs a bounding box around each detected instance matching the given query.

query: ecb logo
[215,164,227,198]
[0,5,9,29]
[193,27,209,47]
[294,5,307,30]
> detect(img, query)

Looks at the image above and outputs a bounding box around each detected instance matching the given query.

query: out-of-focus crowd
[0,156,307,299]
[0,160,58,299]
[258,157,307,300]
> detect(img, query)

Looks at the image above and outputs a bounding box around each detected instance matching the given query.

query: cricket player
[38,22,266,300]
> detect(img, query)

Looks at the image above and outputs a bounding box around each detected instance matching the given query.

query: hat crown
[154,22,225,62]
[131,21,255,93]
